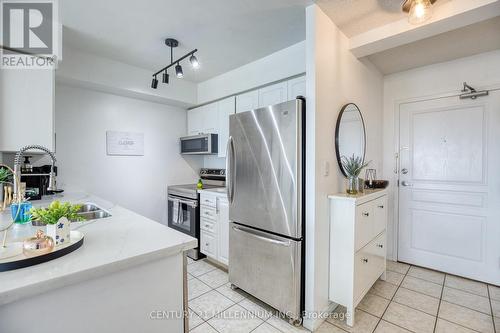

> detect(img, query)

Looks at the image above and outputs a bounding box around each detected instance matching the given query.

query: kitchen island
[0,193,196,333]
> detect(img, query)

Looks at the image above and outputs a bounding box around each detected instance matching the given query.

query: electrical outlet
[324,161,330,177]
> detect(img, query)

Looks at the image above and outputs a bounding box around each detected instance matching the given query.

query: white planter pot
[46,217,71,246]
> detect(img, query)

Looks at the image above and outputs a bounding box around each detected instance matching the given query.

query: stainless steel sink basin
[71,203,112,222]
[77,204,101,213]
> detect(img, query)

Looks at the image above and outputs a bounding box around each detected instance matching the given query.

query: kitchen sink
[77,204,101,213]
[72,203,112,222]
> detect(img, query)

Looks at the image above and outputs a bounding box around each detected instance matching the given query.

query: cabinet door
[287,76,306,100]
[203,102,218,134]
[217,97,235,157]
[236,90,259,113]
[0,69,54,151]
[187,107,203,135]
[217,198,229,265]
[201,230,217,259]
[258,81,288,108]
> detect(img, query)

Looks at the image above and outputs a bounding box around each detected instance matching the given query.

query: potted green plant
[30,201,84,246]
[341,155,370,195]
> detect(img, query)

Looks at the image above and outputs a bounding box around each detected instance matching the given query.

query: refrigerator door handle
[231,225,291,247]
[226,136,235,203]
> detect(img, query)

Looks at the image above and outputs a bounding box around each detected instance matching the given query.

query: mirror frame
[335,103,367,178]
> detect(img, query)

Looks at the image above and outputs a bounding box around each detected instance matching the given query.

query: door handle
[401,181,413,187]
[226,136,235,204]
[232,225,290,247]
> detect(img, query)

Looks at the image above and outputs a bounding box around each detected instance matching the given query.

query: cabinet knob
[362,258,369,263]
[363,212,369,217]
[205,243,209,246]
[378,205,384,209]
[377,244,383,248]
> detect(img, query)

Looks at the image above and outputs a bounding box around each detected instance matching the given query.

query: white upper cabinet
[287,76,306,100]
[217,96,235,158]
[187,102,218,136]
[0,69,55,152]
[235,90,259,113]
[257,81,288,108]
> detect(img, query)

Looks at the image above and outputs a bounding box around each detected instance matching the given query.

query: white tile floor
[187,258,499,333]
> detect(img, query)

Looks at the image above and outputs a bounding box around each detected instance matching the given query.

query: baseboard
[302,302,339,331]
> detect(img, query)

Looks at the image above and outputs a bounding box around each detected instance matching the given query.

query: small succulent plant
[0,167,12,184]
[341,155,370,178]
[30,201,84,225]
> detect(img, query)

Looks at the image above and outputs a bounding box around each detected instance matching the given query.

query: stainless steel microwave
[180,134,218,155]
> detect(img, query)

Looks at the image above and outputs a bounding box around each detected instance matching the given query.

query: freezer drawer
[229,223,302,320]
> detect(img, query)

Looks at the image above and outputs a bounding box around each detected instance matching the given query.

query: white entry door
[398,90,500,285]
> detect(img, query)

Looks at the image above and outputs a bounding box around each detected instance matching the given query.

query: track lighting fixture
[151,75,158,89]
[150,38,199,88]
[175,63,183,78]
[402,0,436,25]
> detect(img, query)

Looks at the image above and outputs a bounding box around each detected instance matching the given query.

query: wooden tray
[0,230,84,272]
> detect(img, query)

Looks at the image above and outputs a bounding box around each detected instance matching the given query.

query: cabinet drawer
[373,196,388,237]
[200,230,217,259]
[354,232,386,303]
[200,195,217,208]
[201,206,217,221]
[200,217,217,233]
[355,203,374,251]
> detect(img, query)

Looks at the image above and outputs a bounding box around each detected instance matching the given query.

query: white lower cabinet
[217,198,229,265]
[328,189,388,327]
[199,192,229,265]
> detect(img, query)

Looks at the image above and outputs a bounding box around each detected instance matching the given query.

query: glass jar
[347,176,359,195]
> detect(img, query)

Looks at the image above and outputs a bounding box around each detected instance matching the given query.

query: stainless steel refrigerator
[226,98,305,324]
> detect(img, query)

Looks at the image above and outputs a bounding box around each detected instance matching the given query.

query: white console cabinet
[328,189,388,327]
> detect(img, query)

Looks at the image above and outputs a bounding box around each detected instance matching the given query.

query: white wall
[382,49,500,260]
[57,47,198,107]
[304,5,384,330]
[55,84,199,224]
[197,41,305,104]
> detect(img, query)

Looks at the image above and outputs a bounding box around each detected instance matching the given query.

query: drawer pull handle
[205,224,209,228]
[362,258,369,263]
[205,243,209,246]
[363,212,369,217]
[377,244,384,248]
[378,205,384,209]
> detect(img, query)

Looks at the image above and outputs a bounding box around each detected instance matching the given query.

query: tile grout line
[371,263,412,333]
[432,273,446,333]
[487,286,497,333]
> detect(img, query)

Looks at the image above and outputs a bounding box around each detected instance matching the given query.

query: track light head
[151,76,158,89]
[175,63,184,78]
[162,72,169,84]
[189,54,199,69]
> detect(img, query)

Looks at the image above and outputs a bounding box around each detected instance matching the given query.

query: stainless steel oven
[167,195,198,238]
[180,134,218,155]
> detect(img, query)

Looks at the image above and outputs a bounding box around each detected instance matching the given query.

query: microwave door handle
[226,136,235,203]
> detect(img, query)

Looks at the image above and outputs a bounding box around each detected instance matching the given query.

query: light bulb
[175,63,184,78]
[408,0,433,24]
[189,54,199,69]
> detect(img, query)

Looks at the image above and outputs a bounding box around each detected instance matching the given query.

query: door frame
[391,82,500,262]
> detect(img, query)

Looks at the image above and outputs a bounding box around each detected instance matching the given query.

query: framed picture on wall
[106,131,144,156]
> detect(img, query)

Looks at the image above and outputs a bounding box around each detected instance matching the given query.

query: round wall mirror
[335,103,366,177]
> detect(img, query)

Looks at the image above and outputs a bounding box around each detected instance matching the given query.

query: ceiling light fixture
[150,38,199,88]
[151,75,158,89]
[402,0,436,25]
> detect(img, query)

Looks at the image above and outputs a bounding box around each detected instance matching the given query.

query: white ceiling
[60,0,312,82]
[316,0,452,37]
[367,16,500,74]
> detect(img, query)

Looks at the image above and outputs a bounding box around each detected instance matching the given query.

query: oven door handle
[168,196,198,208]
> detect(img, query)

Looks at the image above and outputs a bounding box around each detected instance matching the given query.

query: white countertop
[198,187,228,198]
[0,192,197,306]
